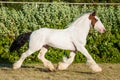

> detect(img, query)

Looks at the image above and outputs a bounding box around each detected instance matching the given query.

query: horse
[10,11,106,72]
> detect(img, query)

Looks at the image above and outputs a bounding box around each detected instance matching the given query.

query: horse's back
[29,28,75,51]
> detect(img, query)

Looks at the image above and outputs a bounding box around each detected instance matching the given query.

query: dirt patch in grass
[0,63,120,80]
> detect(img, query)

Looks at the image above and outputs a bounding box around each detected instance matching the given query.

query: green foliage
[0,3,120,63]
[2,0,120,3]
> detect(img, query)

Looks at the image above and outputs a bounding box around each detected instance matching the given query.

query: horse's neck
[68,15,91,41]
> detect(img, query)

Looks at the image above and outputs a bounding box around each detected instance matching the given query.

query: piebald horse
[10,11,106,72]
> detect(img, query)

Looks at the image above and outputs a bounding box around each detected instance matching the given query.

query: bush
[0,2,120,63]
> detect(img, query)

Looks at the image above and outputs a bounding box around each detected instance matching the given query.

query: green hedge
[0,2,120,63]
[2,0,120,3]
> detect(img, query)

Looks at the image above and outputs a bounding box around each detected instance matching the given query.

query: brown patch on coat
[89,12,98,27]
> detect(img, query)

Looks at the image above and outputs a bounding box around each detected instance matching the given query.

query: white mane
[67,12,92,28]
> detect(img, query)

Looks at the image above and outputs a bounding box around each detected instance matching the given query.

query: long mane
[66,11,93,28]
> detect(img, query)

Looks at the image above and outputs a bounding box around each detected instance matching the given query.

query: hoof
[48,65,55,72]
[57,62,68,70]
[13,62,21,69]
[87,60,102,73]
[90,64,102,72]
[44,63,55,72]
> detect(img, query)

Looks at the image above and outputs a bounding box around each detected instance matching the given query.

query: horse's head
[89,11,106,33]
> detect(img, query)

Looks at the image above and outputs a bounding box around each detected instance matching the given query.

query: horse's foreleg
[38,47,55,71]
[13,49,33,69]
[77,45,102,72]
[57,51,76,70]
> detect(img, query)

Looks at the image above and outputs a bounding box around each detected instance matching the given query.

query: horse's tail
[9,32,32,52]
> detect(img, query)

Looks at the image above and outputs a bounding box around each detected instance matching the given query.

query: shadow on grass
[0,63,13,68]
[22,65,54,72]
[0,63,96,74]
[72,70,96,75]
[80,71,95,74]
[0,63,55,72]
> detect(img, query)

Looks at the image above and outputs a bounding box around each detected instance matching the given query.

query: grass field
[0,63,120,80]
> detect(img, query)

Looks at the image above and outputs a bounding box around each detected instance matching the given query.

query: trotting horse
[10,11,106,72]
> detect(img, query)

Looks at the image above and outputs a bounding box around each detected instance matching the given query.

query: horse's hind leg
[13,49,34,69]
[38,47,55,71]
[57,51,76,70]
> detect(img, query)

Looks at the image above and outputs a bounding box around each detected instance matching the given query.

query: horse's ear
[91,11,96,16]
[89,11,96,20]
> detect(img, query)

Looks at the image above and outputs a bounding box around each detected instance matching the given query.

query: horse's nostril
[103,29,106,32]
[100,28,106,33]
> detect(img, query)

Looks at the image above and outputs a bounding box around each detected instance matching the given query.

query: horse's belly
[47,42,75,50]
[46,35,75,50]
